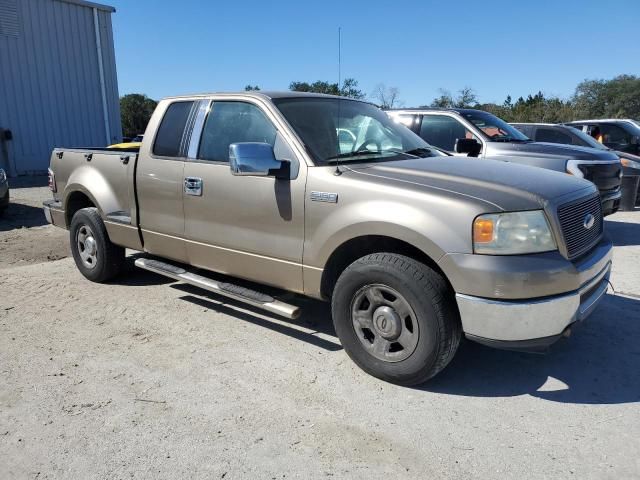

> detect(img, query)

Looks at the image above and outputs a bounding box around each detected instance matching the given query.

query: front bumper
[43,200,66,228]
[456,261,611,350]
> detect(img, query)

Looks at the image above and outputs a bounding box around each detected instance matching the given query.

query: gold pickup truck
[43,92,612,385]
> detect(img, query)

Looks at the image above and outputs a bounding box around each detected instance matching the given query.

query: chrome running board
[134,257,300,320]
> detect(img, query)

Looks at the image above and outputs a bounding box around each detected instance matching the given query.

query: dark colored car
[566,119,640,156]
[388,108,622,215]
[513,123,640,206]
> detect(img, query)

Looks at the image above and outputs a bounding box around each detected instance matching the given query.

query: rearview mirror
[229,142,289,179]
[455,138,482,156]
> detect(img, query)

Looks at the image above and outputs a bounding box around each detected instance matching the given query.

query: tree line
[119,74,639,138]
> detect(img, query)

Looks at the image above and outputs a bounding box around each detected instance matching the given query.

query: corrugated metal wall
[0,0,121,175]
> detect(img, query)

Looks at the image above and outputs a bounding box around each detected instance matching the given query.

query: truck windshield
[273,97,441,165]
[461,111,531,142]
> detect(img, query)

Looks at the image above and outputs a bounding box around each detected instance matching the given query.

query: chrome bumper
[456,261,611,347]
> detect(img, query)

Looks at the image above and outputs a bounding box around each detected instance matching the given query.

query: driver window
[419,115,476,152]
[198,102,277,162]
[600,124,630,145]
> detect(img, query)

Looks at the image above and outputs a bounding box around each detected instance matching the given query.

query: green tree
[120,94,157,139]
[430,87,478,108]
[245,85,261,91]
[573,75,640,119]
[289,78,365,99]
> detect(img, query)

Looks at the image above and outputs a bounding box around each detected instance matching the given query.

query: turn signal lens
[473,218,494,243]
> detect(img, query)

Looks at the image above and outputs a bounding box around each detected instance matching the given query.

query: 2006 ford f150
[44,92,612,385]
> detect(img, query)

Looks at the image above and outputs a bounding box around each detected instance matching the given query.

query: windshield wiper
[325,149,418,163]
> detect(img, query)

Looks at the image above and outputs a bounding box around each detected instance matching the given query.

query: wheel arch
[320,234,452,300]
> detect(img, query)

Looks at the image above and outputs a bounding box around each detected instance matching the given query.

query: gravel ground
[1,185,639,479]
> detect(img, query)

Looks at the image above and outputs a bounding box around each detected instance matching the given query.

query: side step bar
[134,258,300,320]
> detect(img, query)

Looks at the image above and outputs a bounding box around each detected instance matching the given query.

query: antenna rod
[335,27,343,176]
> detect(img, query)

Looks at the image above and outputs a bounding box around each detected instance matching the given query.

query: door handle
[184,177,203,196]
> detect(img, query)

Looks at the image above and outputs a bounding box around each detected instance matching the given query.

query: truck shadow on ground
[423,293,640,405]
[125,265,639,404]
[605,218,640,246]
[171,283,341,352]
[0,202,49,231]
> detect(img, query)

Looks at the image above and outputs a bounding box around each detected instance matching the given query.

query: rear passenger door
[136,100,196,263]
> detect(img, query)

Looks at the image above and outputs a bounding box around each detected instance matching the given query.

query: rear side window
[536,128,572,144]
[198,102,276,162]
[153,101,195,157]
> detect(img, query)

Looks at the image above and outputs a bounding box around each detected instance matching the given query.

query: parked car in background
[0,168,8,215]
[44,92,613,385]
[388,108,622,215]
[513,123,640,207]
[566,119,640,156]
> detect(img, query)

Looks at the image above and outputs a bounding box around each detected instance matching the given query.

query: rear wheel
[331,253,461,386]
[70,207,124,282]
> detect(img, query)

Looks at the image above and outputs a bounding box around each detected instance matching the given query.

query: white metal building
[0,0,121,175]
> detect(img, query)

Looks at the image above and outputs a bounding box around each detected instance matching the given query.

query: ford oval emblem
[583,213,595,229]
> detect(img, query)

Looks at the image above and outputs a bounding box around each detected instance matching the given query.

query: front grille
[557,194,603,259]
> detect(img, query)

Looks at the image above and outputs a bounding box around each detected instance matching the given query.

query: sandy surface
[1,185,639,479]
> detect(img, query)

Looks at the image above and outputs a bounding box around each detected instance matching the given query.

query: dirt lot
[1,184,639,479]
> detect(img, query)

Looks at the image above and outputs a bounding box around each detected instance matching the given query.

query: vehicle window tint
[419,115,476,151]
[512,124,533,137]
[153,101,194,157]
[600,124,631,145]
[198,102,277,162]
[536,128,572,144]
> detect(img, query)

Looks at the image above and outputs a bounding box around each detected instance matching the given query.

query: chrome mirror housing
[229,142,286,177]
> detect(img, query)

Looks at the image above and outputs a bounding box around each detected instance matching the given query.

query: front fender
[304,199,471,269]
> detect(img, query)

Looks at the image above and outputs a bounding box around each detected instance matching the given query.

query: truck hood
[344,156,596,211]
[489,141,620,161]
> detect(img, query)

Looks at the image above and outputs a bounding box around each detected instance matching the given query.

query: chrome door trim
[187,100,212,159]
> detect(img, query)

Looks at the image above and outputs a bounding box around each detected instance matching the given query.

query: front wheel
[70,207,124,283]
[331,253,461,386]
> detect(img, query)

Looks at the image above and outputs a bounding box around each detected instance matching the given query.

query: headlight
[621,157,640,170]
[0,168,6,183]
[473,210,557,255]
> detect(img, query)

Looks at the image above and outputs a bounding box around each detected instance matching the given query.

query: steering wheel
[355,138,382,153]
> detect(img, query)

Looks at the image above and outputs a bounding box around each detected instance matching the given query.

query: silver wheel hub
[372,306,401,340]
[76,225,98,269]
[350,284,420,362]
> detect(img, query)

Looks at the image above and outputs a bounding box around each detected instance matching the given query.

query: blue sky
[108,0,639,106]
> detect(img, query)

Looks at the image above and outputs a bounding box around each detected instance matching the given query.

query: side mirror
[229,142,289,179]
[630,135,639,145]
[455,138,482,156]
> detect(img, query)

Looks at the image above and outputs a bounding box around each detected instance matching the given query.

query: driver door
[182,100,306,292]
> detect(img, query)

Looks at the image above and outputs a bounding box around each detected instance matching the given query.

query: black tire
[70,207,124,283]
[331,253,461,386]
